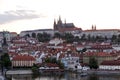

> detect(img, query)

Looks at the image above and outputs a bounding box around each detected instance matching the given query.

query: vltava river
[5,72,120,80]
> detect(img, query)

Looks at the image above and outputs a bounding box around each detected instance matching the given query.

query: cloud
[0,10,45,24]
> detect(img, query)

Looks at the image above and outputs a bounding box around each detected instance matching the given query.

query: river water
[5,72,120,80]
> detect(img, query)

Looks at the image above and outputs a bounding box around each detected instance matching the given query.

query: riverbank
[5,70,120,80]
[6,70,32,75]
[82,69,120,75]
[5,69,120,75]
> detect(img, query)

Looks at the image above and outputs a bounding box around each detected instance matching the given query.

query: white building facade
[99,60,120,70]
[75,29,120,39]
[20,29,58,37]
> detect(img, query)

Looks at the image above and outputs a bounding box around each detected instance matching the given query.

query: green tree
[111,35,117,43]
[44,57,64,69]
[91,36,95,42]
[54,32,62,38]
[95,36,104,42]
[57,60,64,69]
[51,58,57,63]
[45,57,57,63]
[95,36,100,42]
[87,34,91,41]
[32,33,36,38]
[118,34,120,39]
[25,34,30,37]
[32,64,39,73]
[32,64,39,78]
[1,53,11,69]
[44,57,51,63]
[37,33,43,42]
[89,56,98,69]
[37,32,51,42]
[74,36,80,42]
[104,36,108,41]
[63,33,74,43]
[117,34,120,44]
[43,32,51,42]
[81,34,86,41]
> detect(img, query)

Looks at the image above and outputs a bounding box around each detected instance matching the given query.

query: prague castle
[53,16,82,33]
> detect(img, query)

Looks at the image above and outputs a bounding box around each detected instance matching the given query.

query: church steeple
[57,15,62,25]
[53,19,57,30]
[92,24,96,30]
[59,15,61,21]
[64,19,66,27]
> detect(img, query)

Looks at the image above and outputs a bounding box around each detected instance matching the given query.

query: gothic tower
[57,16,62,28]
[53,19,57,30]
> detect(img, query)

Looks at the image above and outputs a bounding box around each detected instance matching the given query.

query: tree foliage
[111,34,120,44]
[45,57,57,63]
[111,35,117,43]
[63,33,74,43]
[25,34,30,37]
[89,56,98,69]
[74,36,80,42]
[81,34,86,41]
[1,53,11,69]
[32,64,39,77]
[32,64,39,72]
[44,57,64,69]
[37,32,51,42]
[54,32,62,38]
[32,33,36,38]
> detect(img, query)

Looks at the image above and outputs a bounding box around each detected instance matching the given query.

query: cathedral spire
[59,15,61,21]
[64,19,66,27]
[54,19,56,25]
[57,15,62,27]
[64,19,66,24]
[58,15,62,23]
[53,19,57,30]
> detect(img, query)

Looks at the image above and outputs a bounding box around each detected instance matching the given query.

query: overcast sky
[0,0,120,33]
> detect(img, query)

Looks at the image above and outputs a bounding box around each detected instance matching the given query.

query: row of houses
[1,30,120,70]
[5,35,120,70]
[1,17,120,70]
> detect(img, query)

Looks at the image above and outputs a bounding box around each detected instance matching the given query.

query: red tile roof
[84,29,120,32]
[91,44,112,49]
[101,60,120,65]
[10,32,17,34]
[12,55,35,61]
[8,52,18,57]
[59,27,82,32]
[84,52,114,57]
[39,63,59,67]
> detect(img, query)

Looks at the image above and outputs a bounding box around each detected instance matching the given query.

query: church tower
[53,16,76,31]
[57,16,62,28]
[53,19,57,30]
[54,16,63,30]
